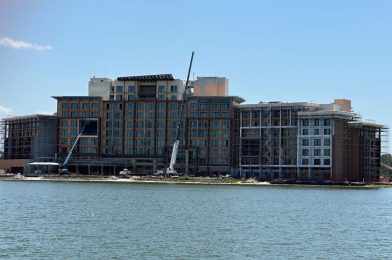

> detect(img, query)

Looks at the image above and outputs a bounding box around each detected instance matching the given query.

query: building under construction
[0,115,57,173]
[0,74,388,181]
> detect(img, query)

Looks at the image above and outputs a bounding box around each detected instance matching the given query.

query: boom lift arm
[166,52,195,175]
[59,125,86,174]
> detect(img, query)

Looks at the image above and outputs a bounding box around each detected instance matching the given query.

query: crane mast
[165,51,194,175]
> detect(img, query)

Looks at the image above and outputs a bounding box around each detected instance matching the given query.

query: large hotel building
[0,74,387,182]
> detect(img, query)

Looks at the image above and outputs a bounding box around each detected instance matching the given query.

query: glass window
[116,85,123,93]
[128,85,135,92]
[314,129,320,135]
[314,159,321,165]
[302,119,309,126]
[324,128,331,135]
[302,129,309,135]
[170,95,177,100]
[324,159,331,165]
[158,85,165,92]
[314,139,321,146]
[324,138,331,146]
[91,102,98,109]
[128,95,135,100]
[61,102,68,109]
[158,95,165,100]
[115,95,122,101]
[314,119,319,126]
[302,149,309,156]
[302,159,308,165]
[314,149,321,156]
[324,149,331,156]
[324,119,331,126]
[71,103,78,109]
[302,139,309,146]
[170,85,177,92]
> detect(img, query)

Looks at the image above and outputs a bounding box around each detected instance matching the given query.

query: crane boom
[166,52,194,174]
[59,125,86,174]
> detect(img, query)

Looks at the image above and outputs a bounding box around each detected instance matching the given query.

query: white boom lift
[58,125,86,174]
[157,52,194,175]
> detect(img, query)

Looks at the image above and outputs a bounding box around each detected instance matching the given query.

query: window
[324,119,331,126]
[324,128,331,135]
[314,129,320,135]
[91,103,98,109]
[116,86,123,93]
[302,119,309,126]
[199,112,207,118]
[71,103,78,109]
[115,95,122,101]
[302,159,308,165]
[302,149,309,156]
[170,95,177,100]
[302,139,309,146]
[169,103,177,110]
[170,85,177,92]
[61,103,68,109]
[302,129,309,135]
[158,95,165,100]
[324,149,331,156]
[314,159,321,165]
[324,159,331,165]
[137,103,144,110]
[128,85,135,92]
[314,149,321,156]
[82,103,89,109]
[128,95,135,100]
[158,85,165,92]
[199,103,209,110]
[324,138,331,146]
[221,112,229,118]
[314,119,319,126]
[314,139,321,146]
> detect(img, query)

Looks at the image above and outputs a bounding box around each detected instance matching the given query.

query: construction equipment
[156,52,194,175]
[59,125,86,174]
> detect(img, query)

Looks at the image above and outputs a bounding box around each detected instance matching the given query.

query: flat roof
[117,74,175,82]
[52,96,102,100]
[3,114,56,121]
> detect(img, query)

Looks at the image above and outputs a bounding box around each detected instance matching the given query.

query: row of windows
[189,112,230,118]
[301,138,331,146]
[105,102,179,111]
[302,119,331,127]
[115,85,178,94]
[302,158,331,166]
[301,128,331,135]
[61,102,99,110]
[61,112,99,118]
[190,103,230,110]
[189,121,230,128]
[189,130,230,138]
[301,149,331,157]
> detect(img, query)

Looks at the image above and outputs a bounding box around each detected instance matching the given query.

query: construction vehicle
[58,125,86,174]
[156,52,194,175]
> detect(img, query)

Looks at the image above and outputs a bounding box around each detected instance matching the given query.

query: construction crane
[157,52,194,175]
[59,125,86,174]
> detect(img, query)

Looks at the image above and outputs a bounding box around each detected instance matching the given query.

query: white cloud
[0,37,52,51]
[0,105,13,118]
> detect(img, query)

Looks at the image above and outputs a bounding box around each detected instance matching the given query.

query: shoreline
[0,174,388,189]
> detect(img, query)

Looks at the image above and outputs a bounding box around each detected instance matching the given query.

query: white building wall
[88,77,112,100]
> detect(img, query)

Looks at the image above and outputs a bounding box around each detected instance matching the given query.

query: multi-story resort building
[0,74,387,182]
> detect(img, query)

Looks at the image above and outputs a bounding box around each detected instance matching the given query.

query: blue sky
[0,0,391,151]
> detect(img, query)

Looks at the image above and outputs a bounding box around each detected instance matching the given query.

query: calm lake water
[1,181,392,259]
